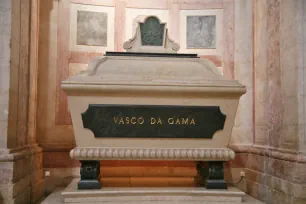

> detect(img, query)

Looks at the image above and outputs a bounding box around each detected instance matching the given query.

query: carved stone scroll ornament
[123,16,180,53]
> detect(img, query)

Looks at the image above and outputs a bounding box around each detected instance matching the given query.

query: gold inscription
[182,118,188,125]
[138,117,144,124]
[131,117,136,124]
[113,117,195,125]
[190,118,195,125]
[119,118,124,124]
[113,116,144,125]
[168,118,174,124]
[151,117,163,125]
[168,117,196,125]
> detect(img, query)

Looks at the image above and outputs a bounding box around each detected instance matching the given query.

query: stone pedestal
[78,161,100,190]
[62,179,246,204]
[0,146,45,204]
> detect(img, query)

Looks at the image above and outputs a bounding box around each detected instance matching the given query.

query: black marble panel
[81,104,226,139]
[105,52,198,58]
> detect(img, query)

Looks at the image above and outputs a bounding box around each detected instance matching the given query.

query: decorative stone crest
[123,16,180,53]
[140,17,165,46]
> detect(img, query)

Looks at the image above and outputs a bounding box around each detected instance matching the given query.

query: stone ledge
[0,145,42,162]
[229,145,306,163]
[62,179,246,203]
[70,147,235,161]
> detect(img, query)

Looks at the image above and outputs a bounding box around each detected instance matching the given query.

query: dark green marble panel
[140,17,165,46]
[81,104,226,139]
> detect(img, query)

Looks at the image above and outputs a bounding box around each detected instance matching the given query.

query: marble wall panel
[282,96,298,126]
[37,0,74,147]
[254,0,269,147]
[114,0,126,51]
[222,1,235,79]
[232,0,253,145]
[69,3,115,53]
[279,0,306,151]
[255,126,268,146]
[76,11,108,46]
[179,9,223,55]
[28,0,40,145]
[16,0,31,147]
[69,63,88,76]
[296,0,306,151]
[0,0,11,148]
[168,3,180,44]
[186,16,216,49]
[266,0,283,149]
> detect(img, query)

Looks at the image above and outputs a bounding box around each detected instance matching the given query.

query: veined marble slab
[62,179,246,204]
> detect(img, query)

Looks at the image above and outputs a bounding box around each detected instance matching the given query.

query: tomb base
[62,179,245,204]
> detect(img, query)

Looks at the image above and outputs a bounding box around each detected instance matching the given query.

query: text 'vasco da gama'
[113,117,196,125]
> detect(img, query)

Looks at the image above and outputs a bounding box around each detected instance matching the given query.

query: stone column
[0,0,11,149]
[231,0,253,146]
[0,0,44,203]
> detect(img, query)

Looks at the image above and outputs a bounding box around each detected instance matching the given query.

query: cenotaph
[61,16,246,203]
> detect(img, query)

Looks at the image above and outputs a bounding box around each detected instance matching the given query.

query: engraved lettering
[114,116,195,125]
[113,117,118,124]
[119,118,125,124]
[157,118,163,124]
[138,117,144,124]
[151,117,156,124]
[190,118,196,125]
[131,117,137,124]
[126,117,130,124]
[182,118,188,125]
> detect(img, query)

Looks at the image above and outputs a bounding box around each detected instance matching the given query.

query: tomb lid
[62,53,245,94]
[62,16,245,95]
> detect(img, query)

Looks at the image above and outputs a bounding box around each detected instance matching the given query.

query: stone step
[62,179,246,204]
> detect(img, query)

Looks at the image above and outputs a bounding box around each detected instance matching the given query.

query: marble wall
[231,0,253,146]
[253,0,305,154]
[0,0,11,148]
[244,0,306,203]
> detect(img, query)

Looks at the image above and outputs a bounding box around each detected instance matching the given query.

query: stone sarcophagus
[61,16,246,193]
